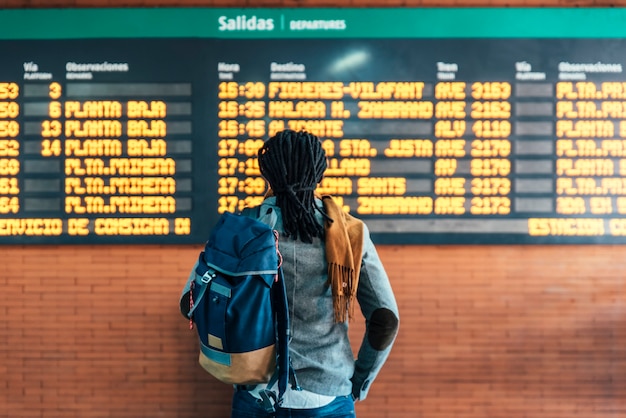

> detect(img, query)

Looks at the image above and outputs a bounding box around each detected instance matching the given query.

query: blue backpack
[184,209,293,407]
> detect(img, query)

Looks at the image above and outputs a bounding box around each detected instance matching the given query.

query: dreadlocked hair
[258,129,331,243]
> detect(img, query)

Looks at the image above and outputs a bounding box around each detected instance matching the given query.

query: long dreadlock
[257,129,331,243]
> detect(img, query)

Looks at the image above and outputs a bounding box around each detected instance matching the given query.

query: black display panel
[4,36,626,244]
[0,39,214,243]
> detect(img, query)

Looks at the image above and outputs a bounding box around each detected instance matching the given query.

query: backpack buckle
[259,389,278,413]
[201,270,215,284]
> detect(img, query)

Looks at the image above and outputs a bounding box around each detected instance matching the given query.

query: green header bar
[1,8,626,39]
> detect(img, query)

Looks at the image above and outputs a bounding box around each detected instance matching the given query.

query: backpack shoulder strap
[239,205,261,219]
[241,204,279,229]
[272,265,296,402]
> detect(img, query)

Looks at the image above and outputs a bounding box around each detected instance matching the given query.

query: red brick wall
[1,1,626,418]
[2,243,625,418]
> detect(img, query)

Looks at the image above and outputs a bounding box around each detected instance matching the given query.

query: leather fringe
[328,262,357,323]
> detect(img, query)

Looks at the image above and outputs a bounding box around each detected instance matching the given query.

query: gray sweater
[182,197,399,401]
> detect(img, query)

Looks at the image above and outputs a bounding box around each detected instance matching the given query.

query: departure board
[0,39,213,244]
[4,8,626,244]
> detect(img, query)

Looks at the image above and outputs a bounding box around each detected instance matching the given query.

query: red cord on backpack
[189,281,194,330]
